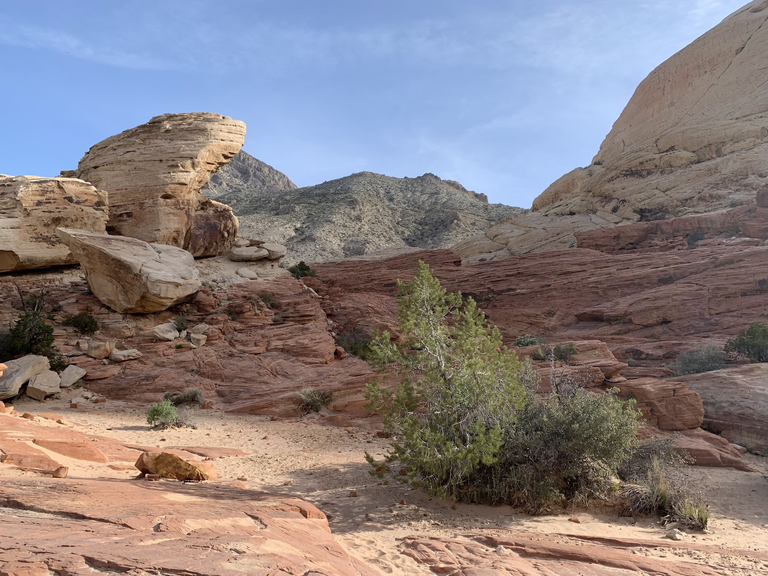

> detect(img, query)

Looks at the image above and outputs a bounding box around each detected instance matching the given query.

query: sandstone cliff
[457,0,768,261]
[0,175,108,273]
[76,112,246,257]
[212,170,523,264]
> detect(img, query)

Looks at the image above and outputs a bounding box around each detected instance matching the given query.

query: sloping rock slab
[0,478,380,576]
[678,364,768,454]
[58,227,200,313]
[401,531,767,575]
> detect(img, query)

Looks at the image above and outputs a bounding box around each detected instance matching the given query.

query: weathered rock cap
[57,228,201,314]
[75,112,246,257]
[0,175,108,273]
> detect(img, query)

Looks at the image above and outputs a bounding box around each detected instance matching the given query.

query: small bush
[272,314,285,324]
[288,261,317,279]
[551,342,577,363]
[257,293,273,307]
[298,388,333,413]
[619,438,708,530]
[514,334,542,347]
[146,400,179,428]
[337,329,373,360]
[164,387,204,407]
[63,311,99,335]
[0,309,67,373]
[173,311,190,331]
[672,343,725,375]
[725,323,768,362]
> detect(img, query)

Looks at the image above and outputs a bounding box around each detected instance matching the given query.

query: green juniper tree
[364,260,528,499]
[365,261,644,512]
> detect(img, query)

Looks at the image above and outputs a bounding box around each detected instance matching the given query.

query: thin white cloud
[0,20,179,70]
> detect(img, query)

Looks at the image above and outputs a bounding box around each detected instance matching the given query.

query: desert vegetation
[725,322,768,363]
[63,311,99,335]
[288,260,317,279]
[364,262,707,522]
[672,343,726,375]
[0,288,67,371]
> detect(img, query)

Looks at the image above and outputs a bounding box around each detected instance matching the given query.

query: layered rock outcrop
[678,364,768,454]
[57,228,200,313]
[0,175,108,273]
[76,112,246,257]
[213,170,522,264]
[457,1,768,260]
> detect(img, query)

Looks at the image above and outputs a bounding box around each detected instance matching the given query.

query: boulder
[109,349,142,362]
[612,378,704,431]
[58,365,86,388]
[0,175,108,273]
[236,266,259,279]
[188,323,209,335]
[134,451,213,481]
[229,246,269,261]
[0,355,50,400]
[678,364,768,453]
[85,340,115,360]
[75,112,246,257]
[153,323,180,341]
[261,242,287,260]
[57,228,201,313]
[26,370,61,401]
[189,333,207,347]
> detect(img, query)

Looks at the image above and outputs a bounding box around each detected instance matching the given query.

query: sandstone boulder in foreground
[0,355,50,401]
[76,112,246,257]
[0,175,108,273]
[57,228,201,313]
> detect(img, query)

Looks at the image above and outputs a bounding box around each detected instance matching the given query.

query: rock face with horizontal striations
[57,228,201,314]
[457,1,768,261]
[0,175,108,273]
[76,112,246,257]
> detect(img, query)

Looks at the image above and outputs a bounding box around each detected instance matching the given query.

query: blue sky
[0,1,747,207]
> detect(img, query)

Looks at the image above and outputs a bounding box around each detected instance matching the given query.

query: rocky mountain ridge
[208,166,523,264]
[203,149,297,200]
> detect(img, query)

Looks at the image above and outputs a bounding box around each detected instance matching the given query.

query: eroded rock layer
[76,112,246,256]
[0,175,108,272]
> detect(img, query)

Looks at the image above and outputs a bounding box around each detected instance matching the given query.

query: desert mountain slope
[203,150,297,200]
[210,169,523,264]
[456,0,768,262]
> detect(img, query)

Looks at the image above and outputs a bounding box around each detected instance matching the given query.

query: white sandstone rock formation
[57,228,201,314]
[0,175,108,273]
[75,112,246,257]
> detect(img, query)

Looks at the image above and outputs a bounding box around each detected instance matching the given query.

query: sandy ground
[8,391,768,575]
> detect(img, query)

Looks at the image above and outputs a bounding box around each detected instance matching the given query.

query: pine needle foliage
[364,260,527,500]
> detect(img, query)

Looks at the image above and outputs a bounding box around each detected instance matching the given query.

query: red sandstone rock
[401,531,734,575]
[135,451,213,481]
[0,477,380,575]
[612,378,704,431]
